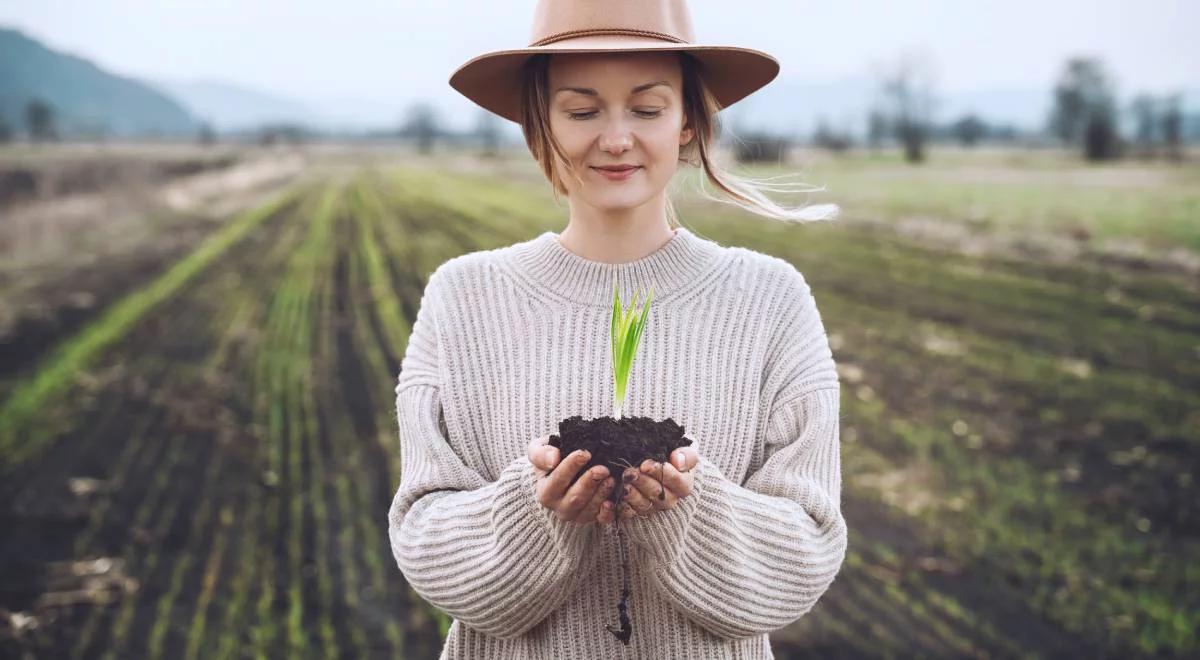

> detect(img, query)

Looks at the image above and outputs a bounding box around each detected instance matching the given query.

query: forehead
[548,52,681,93]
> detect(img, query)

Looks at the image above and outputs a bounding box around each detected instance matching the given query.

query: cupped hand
[528,435,617,526]
[617,445,700,521]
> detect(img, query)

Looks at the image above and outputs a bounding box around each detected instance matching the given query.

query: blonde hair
[519,51,839,228]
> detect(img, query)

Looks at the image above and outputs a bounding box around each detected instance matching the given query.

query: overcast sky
[2,0,1195,128]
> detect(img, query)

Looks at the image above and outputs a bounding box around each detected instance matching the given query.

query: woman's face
[547,51,694,211]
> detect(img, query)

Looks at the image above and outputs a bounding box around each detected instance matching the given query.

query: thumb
[529,434,559,471]
[673,447,698,471]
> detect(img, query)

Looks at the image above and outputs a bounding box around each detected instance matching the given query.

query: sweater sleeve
[386,265,600,640]
[621,265,847,640]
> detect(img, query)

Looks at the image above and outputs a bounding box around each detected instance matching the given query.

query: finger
[544,449,593,501]
[575,475,615,524]
[670,447,699,473]
[597,496,617,525]
[619,498,652,520]
[620,502,635,520]
[621,479,660,516]
[659,460,693,500]
[558,462,609,521]
[632,463,676,507]
[527,435,559,473]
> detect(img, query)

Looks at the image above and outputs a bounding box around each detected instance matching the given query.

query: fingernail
[543,447,555,462]
[580,450,591,461]
[674,451,684,465]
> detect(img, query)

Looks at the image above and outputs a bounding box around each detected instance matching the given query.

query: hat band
[530,27,689,47]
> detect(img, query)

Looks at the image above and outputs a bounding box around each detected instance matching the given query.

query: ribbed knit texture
[386,226,847,659]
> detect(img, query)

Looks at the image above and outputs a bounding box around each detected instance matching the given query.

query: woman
[387,1,846,658]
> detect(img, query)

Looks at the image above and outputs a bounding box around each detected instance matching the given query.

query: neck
[558,193,674,264]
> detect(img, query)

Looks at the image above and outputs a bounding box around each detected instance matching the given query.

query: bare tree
[1161,93,1184,163]
[1047,57,1120,160]
[874,49,939,163]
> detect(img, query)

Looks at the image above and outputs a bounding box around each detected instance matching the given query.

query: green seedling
[611,274,653,420]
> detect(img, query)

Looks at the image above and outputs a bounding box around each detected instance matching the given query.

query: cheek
[645,122,684,160]
[549,121,588,157]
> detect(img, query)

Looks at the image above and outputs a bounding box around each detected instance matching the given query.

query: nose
[597,116,634,155]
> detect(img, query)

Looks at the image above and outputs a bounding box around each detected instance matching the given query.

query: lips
[592,166,641,181]
[593,166,640,171]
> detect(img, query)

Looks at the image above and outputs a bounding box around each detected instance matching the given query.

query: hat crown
[529,0,696,47]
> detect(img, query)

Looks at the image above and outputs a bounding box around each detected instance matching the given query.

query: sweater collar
[507,226,724,307]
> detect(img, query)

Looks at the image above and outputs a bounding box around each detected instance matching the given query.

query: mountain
[0,25,198,138]
[153,80,407,133]
[153,78,320,131]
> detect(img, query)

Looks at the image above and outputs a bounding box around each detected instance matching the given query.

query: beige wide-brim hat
[449,0,781,124]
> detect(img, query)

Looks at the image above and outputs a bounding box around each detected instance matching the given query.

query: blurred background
[0,1,1196,658]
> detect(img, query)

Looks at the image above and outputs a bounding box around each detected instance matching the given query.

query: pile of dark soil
[548,413,692,645]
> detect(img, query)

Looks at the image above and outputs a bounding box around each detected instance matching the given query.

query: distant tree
[951,114,987,147]
[25,97,58,142]
[197,120,217,146]
[1161,92,1184,163]
[990,123,1019,143]
[812,116,852,153]
[0,117,12,143]
[1048,57,1121,160]
[1128,94,1159,159]
[257,123,308,146]
[399,102,441,154]
[731,130,790,163]
[1083,109,1121,161]
[473,109,502,157]
[865,107,888,152]
[875,49,939,163]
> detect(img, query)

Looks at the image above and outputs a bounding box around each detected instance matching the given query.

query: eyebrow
[554,81,671,96]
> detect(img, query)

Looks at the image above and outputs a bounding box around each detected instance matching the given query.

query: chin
[591,197,650,213]
[585,187,656,209]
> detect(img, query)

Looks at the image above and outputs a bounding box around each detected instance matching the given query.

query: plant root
[604,516,633,645]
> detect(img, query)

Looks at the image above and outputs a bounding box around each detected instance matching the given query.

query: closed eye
[567,110,663,120]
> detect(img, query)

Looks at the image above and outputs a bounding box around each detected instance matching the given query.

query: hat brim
[448,36,780,124]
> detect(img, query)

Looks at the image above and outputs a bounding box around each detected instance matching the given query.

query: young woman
[387,1,846,658]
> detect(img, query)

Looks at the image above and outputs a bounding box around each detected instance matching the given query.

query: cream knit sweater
[386,226,847,659]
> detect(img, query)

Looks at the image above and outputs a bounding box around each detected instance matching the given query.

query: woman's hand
[618,446,701,521]
[528,435,617,526]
